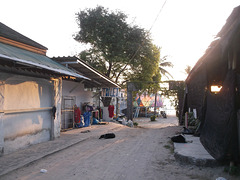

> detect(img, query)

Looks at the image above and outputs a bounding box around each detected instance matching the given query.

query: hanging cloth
[74,106,81,124]
[108,105,114,118]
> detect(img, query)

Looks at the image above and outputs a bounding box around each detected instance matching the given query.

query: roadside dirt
[1,116,238,180]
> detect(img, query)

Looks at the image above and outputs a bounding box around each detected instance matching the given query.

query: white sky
[0,0,239,80]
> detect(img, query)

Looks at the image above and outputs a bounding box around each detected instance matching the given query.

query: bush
[133,122,138,127]
[184,112,199,128]
[150,115,156,121]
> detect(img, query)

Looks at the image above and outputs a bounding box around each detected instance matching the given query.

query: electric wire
[148,0,168,33]
[129,0,168,61]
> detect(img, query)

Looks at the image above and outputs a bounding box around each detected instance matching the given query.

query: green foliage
[186,112,199,127]
[183,112,200,131]
[133,122,138,127]
[164,140,174,153]
[150,115,156,121]
[74,6,164,88]
[79,49,108,73]
[163,144,171,149]
[159,55,173,79]
[161,81,185,119]
[128,44,162,92]
[224,165,240,176]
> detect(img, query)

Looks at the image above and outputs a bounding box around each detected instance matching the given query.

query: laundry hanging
[108,105,114,118]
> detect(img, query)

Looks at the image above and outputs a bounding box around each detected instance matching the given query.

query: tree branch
[115,64,128,82]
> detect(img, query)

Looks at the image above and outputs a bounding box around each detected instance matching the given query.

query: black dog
[99,133,116,139]
[171,134,186,143]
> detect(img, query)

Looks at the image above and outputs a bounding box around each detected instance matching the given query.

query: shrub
[150,115,156,121]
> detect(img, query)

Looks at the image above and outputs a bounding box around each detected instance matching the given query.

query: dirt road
[1,116,237,180]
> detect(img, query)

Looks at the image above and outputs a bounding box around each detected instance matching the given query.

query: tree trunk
[106,61,112,77]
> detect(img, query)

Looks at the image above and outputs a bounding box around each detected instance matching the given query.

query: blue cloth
[83,112,91,127]
[92,117,99,125]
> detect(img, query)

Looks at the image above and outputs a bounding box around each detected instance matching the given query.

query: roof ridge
[0,22,48,50]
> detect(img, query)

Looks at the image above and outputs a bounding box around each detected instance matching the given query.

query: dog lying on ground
[99,133,116,139]
[171,134,186,143]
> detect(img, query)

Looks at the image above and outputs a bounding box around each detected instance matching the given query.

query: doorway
[61,96,76,130]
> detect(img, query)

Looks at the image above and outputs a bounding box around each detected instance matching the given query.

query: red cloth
[74,107,81,123]
[108,105,114,118]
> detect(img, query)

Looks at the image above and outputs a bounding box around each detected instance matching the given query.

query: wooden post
[99,91,101,108]
[116,97,119,117]
[154,92,157,117]
[127,82,136,120]
[50,113,55,140]
[185,112,188,128]
[127,89,133,120]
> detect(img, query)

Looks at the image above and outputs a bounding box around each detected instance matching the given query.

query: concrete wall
[62,80,93,108]
[0,73,61,155]
[61,80,94,129]
[0,79,4,154]
[53,78,62,138]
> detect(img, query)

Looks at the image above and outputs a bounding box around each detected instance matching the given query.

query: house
[52,56,120,130]
[0,22,89,155]
[183,6,240,162]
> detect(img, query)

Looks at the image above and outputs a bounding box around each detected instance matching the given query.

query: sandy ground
[1,116,238,180]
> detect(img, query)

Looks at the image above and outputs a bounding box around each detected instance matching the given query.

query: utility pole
[154,92,157,117]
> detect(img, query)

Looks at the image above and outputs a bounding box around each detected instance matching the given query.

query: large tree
[127,44,162,91]
[74,6,161,86]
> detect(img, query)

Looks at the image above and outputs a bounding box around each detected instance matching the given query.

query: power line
[148,0,168,33]
[129,0,168,61]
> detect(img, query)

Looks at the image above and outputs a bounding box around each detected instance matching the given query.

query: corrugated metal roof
[52,56,120,88]
[0,42,90,80]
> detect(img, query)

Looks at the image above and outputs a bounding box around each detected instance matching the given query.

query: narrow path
[1,116,237,180]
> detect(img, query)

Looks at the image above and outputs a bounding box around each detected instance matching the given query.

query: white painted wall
[62,80,93,108]
[53,78,62,138]
[0,73,61,154]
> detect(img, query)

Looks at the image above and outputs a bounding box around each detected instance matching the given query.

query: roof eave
[0,54,90,80]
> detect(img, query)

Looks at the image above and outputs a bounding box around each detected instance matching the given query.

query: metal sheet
[0,42,90,80]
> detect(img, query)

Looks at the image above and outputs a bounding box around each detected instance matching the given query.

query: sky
[0,0,239,80]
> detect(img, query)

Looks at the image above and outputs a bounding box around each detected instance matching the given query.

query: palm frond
[159,67,173,79]
[160,62,173,67]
